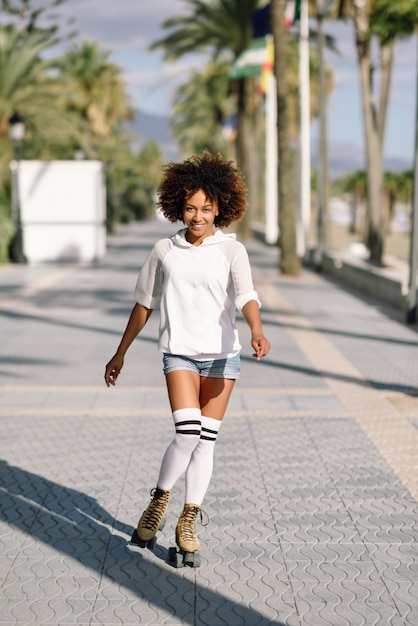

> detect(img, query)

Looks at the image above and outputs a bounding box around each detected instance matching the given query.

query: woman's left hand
[251,335,271,360]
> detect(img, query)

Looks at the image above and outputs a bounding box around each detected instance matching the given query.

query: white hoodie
[134,228,261,360]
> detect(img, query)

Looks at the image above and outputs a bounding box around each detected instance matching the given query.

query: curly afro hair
[157,152,247,228]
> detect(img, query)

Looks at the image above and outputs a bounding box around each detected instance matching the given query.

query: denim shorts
[163,353,240,379]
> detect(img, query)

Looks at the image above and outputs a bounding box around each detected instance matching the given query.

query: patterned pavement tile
[1,221,418,624]
[385,581,418,625]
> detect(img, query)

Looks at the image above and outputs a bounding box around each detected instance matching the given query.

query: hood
[172,228,236,248]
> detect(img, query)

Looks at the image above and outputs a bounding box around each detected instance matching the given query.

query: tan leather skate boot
[132,487,170,547]
[175,503,200,553]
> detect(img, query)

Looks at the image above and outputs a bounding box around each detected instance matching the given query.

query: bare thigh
[199,377,235,420]
[165,371,235,421]
[165,371,200,411]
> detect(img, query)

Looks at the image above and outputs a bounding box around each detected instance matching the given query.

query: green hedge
[0,206,14,264]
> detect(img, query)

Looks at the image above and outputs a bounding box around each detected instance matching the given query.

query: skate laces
[179,505,208,540]
[142,488,169,531]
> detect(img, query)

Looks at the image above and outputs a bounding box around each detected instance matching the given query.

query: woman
[104,152,270,566]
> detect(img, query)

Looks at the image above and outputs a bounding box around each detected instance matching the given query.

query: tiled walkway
[1,219,417,625]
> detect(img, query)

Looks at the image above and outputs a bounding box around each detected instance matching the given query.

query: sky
[49,1,418,170]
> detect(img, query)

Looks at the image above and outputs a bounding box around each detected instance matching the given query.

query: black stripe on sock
[175,420,201,427]
[176,429,201,436]
[202,427,218,435]
[200,434,217,441]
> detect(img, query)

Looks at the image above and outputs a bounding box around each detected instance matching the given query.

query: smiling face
[182,189,219,245]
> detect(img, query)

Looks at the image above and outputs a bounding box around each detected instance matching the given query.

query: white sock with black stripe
[157,408,202,491]
[185,415,222,505]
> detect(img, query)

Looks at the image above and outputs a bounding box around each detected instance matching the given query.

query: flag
[228,38,269,81]
[230,1,301,82]
[252,1,301,36]
[285,0,301,28]
[252,4,271,38]
[259,35,274,94]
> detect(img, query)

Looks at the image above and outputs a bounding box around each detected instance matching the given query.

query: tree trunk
[378,39,395,145]
[235,77,258,239]
[315,13,328,271]
[353,0,384,264]
[271,0,300,275]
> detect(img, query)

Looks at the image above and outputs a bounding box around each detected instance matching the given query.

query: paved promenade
[1,218,418,626]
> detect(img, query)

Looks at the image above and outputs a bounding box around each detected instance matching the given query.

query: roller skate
[168,503,203,568]
[131,487,170,549]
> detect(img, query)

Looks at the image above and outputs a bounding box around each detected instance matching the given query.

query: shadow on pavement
[0,460,286,625]
[240,354,418,397]
[3,302,417,396]
[0,309,158,342]
[259,306,418,347]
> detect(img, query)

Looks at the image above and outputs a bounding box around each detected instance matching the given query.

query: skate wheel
[159,517,166,531]
[167,547,200,568]
[183,551,200,568]
[130,529,152,549]
[131,529,139,544]
[168,547,177,561]
[167,547,185,568]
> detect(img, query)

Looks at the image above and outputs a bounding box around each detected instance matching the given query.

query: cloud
[59,0,189,52]
[125,56,205,115]
[56,0,207,113]
[324,18,416,93]
[3,0,414,159]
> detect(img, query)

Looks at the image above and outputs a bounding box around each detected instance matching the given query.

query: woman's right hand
[104,353,124,387]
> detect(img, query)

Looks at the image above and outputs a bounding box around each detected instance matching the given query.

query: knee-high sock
[157,408,202,491]
[185,415,222,505]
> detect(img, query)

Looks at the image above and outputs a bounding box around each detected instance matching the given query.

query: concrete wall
[310,249,408,310]
[18,160,106,263]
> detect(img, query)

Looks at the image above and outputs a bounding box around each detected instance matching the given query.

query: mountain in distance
[129,109,411,177]
[315,140,412,179]
[127,109,180,161]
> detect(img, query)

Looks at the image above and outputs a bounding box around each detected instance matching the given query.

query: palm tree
[340,169,367,234]
[171,59,236,159]
[150,0,260,238]
[0,0,75,44]
[100,137,163,229]
[270,0,300,274]
[382,171,400,233]
[60,41,134,156]
[398,169,413,206]
[339,0,417,263]
[152,1,336,270]
[0,24,77,177]
[272,27,333,141]
[308,0,417,263]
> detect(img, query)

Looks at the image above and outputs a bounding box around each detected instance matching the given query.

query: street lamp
[74,144,85,160]
[8,112,27,263]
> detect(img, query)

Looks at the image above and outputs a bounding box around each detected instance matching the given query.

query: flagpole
[265,36,279,245]
[298,0,311,257]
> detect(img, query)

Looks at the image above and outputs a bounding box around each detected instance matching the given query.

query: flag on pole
[230,1,301,81]
[252,4,271,38]
[285,0,301,28]
[259,35,274,95]
[228,37,269,80]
